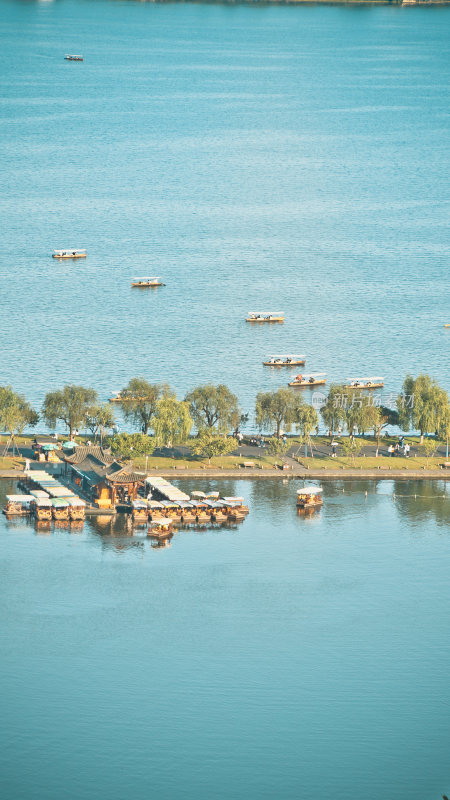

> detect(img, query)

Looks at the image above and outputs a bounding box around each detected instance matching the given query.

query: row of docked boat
[132,495,249,526]
[4,492,85,521]
[9,471,87,521]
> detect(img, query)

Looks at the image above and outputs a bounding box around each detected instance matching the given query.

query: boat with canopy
[67,497,86,521]
[51,498,70,521]
[288,373,326,388]
[148,518,174,539]
[53,249,86,259]
[132,499,148,523]
[3,495,33,516]
[246,311,284,323]
[131,277,164,287]
[346,376,384,389]
[296,486,323,511]
[263,354,306,366]
[65,55,83,61]
[33,497,52,521]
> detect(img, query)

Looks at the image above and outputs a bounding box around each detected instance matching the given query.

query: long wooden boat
[65,55,83,61]
[53,249,86,258]
[288,373,326,388]
[179,502,197,524]
[3,495,33,516]
[51,498,70,521]
[189,500,210,524]
[346,376,384,390]
[263,354,306,367]
[296,486,323,511]
[131,277,164,287]
[222,497,249,515]
[109,391,147,403]
[246,311,284,323]
[33,498,52,521]
[444,324,450,328]
[204,500,227,522]
[68,497,86,521]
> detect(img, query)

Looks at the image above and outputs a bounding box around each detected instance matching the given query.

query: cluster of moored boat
[4,471,86,521]
[132,493,249,534]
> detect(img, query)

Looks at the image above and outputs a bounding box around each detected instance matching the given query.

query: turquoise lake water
[0,477,449,800]
[1,1,450,798]
[0,0,449,420]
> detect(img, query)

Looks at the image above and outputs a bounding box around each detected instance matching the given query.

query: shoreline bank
[2,468,448,480]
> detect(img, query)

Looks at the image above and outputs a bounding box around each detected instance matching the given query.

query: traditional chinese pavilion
[63,446,145,509]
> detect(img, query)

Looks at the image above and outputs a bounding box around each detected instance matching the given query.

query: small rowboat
[288,373,326,388]
[53,249,86,259]
[346,376,384,390]
[246,311,284,323]
[297,486,323,511]
[131,277,164,287]
[65,55,84,61]
[148,518,174,538]
[3,495,33,516]
[263,354,306,367]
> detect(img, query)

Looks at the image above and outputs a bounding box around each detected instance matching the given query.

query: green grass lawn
[0,456,24,470]
[295,456,445,470]
[131,453,282,470]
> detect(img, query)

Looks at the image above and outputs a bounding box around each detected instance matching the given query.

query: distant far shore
[129,1,450,6]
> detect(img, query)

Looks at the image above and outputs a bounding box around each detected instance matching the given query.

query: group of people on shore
[387,437,411,457]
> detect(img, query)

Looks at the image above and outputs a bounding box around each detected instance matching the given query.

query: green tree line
[0,374,449,458]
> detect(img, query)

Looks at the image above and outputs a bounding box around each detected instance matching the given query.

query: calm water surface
[0,478,449,799]
[0,0,449,419]
[1,2,450,798]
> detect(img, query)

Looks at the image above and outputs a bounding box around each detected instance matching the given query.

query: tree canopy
[320,384,347,438]
[293,399,318,438]
[255,388,298,438]
[397,374,449,440]
[371,405,399,456]
[85,403,116,445]
[119,377,173,434]
[0,385,38,454]
[190,430,237,463]
[109,432,155,459]
[42,385,97,439]
[151,397,193,449]
[185,384,240,433]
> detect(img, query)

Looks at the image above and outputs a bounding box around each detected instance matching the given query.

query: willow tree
[397,374,449,442]
[439,402,450,459]
[372,406,399,457]
[151,397,193,449]
[255,388,296,438]
[293,399,319,457]
[42,385,97,439]
[85,403,116,446]
[0,386,38,456]
[185,384,240,434]
[119,378,173,434]
[320,384,347,439]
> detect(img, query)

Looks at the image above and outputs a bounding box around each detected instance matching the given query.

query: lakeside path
[0,465,449,480]
[132,466,450,480]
